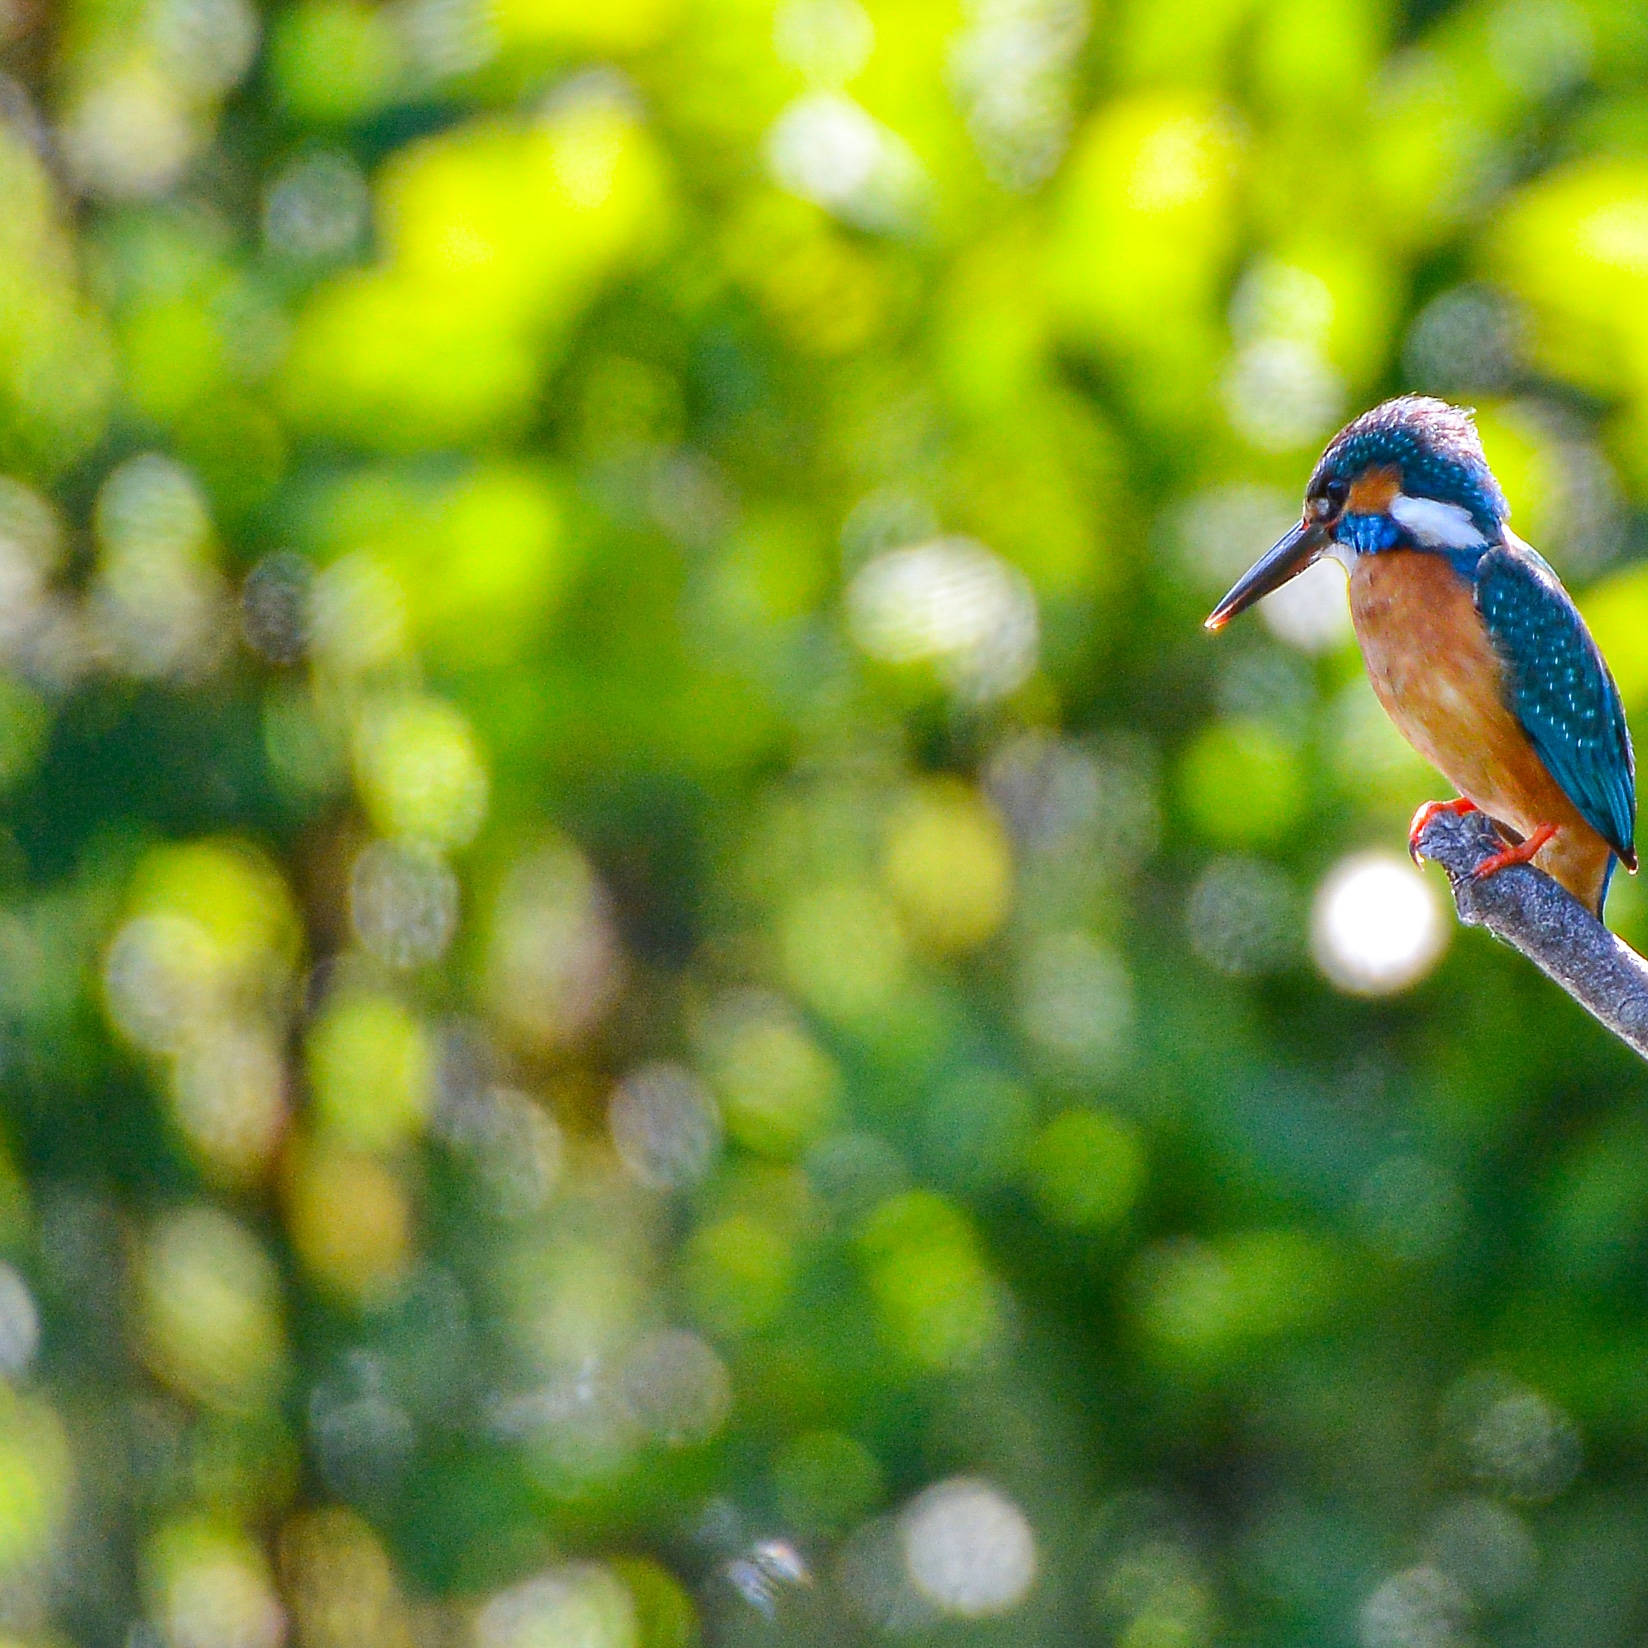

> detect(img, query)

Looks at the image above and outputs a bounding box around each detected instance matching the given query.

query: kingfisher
[1206,395,1636,917]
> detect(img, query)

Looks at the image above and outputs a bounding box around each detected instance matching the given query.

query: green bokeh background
[5,0,1648,1640]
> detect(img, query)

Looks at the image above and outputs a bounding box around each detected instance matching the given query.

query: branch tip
[1411,808,1648,1063]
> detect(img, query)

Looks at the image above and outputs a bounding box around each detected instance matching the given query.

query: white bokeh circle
[899,1477,1037,1617]
[1312,850,1447,996]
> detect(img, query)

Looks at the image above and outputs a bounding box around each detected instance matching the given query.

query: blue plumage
[1338,512,1401,554]
[1311,396,1509,541]
[1475,535,1637,868]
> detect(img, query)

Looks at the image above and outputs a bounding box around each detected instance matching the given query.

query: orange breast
[1349,550,1615,910]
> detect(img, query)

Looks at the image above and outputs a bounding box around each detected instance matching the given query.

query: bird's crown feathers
[1310,395,1508,537]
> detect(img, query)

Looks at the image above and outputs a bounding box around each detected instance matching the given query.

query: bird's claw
[1408,797,1479,865]
[1470,823,1557,883]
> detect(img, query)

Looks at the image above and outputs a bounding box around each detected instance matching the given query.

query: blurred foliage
[2,0,1648,1641]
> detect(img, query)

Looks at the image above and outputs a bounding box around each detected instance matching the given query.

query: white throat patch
[1388,492,1487,550]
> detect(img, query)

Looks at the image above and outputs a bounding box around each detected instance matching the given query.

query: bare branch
[1413,807,1648,1062]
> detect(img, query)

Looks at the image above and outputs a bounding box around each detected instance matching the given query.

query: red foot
[1472,822,1557,883]
[1409,797,1478,864]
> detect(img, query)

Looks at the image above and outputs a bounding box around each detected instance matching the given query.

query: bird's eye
[1309,478,1349,521]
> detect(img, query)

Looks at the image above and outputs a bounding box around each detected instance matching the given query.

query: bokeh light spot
[1358,1565,1470,1648]
[1133,1230,1339,1364]
[848,537,1039,700]
[1444,1370,1581,1502]
[148,1518,286,1648]
[1259,556,1352,652]
[280,1506,412,1648]
[900,1478,1037,1617]
[240,551,312,665]
[1026,1108,1145,1231]
[353,695,489,849]
[1311,851,1447,996]
[285,1139,414,1302]
[781,881,908,1028]
[698,991,842,1160]
[880,778,1014,953]
[766,92,926,234]
[618,1328,732,1446]
[264,150,370,262]
[685,1213,796,1336]
[858,1191,1003,1370]
[474,1564,637,1648]
[1423,1496,1535,1607]
[307,990,432,1152]
[137,1206,287,1412]
[1186,854,1299,976]
[0,1384,69,1572]
[1018,929,1132,1072]
[609,1062,721,1189]
[170,1023,289,1186]
[485,841,625,1052]
[0,1264,38,1377]
[350,839,460,969]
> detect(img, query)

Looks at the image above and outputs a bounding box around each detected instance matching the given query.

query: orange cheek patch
[1347,465,1402,515]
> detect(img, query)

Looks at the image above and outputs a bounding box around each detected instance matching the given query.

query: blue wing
[1475,533,1636,868]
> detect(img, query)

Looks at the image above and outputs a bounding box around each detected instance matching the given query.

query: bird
[1205,395,1636,918]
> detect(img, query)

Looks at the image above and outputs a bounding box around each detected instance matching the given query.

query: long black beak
[1204,519,1329,632]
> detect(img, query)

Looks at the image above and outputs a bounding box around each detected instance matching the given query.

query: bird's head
[1205,396,1509,631]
